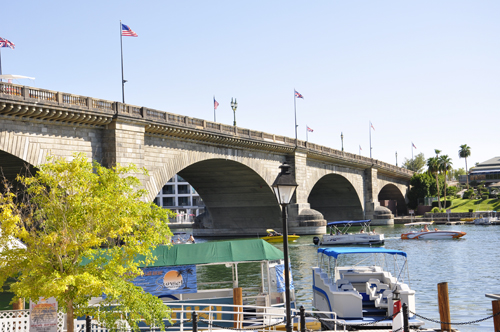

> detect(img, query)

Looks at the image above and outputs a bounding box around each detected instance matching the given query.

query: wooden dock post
[233,287,243,328]
[493,300,500,332]
[438,282,451,332]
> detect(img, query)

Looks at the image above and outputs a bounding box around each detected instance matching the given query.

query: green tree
[427,156,442,209]
[407,173,434,208]
[459,144,471,190]
[0,154,175,332]
[449,168,466,181]
[439,155,453,207]
[402,153,426,173]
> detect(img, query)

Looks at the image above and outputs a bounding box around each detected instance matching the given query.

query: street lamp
[231,98,238,126]
[395,151,398,166]
[272,162,298,332]
[341,132,344,152]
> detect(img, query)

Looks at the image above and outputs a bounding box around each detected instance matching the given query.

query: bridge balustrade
[0,82,413,177]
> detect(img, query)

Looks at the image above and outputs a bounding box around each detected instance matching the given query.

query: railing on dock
[0,303,343,332]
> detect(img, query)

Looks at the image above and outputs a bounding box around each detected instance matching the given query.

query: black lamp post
[395,151,398,166]
[341,132,344,152]
[272,162,298,332]
[231,98,238,126]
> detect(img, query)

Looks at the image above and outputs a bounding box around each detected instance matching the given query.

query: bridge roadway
[0,83,412,236]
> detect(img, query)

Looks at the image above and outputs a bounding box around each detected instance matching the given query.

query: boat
[474,211,498,225]
[312,247,424,330]
[261,229,300,243]
[312,220,384,246]
[401,221,466,239]
[86,239,320,330]
[170,232,196,244]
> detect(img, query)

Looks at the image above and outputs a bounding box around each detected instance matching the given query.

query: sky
[1,1,498,171]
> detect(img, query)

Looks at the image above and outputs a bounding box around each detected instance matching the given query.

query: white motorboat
[474,211,498,225]
[313,220,384,246]
[312,247,424,330]
[401,222,466,240]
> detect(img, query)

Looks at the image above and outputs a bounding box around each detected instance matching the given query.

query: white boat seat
[340,283,354,291]
[336,279,351,289]
[366,278,390,301]
[374,289,393,308]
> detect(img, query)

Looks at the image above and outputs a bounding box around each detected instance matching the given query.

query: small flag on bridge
[214,97,219,110]
[307,126,314,132]
[370,122,375,131]
[0,37,15,49]
[294,90,304,99]
[121,24,138,37]
[412,142,417,149]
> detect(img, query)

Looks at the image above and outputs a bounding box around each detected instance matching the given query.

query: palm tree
[459,144,471,189]
[439,155,453,207]
[427,156,441,209]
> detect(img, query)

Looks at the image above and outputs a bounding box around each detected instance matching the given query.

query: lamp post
[395,151,398,166]
[231,98,238,126]
[341,132,344,152]
[272,162,298,332]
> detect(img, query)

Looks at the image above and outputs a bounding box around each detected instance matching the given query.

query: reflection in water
[196,224,498,331]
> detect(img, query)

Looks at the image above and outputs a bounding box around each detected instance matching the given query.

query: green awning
[142,239,284,267]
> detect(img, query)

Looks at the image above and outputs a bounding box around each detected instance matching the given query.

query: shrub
[463,189,474,199]
[489,193,498,199]
[431,200,452,208]
[431,207,440,213]
[481,194,489,200]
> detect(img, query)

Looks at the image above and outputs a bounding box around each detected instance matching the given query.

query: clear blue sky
[2,1,498,171]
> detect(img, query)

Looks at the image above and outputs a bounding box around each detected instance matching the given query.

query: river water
[196,223,500,331]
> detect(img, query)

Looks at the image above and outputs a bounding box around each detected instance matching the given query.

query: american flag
[294,90,304,99]
[370,122,375,131]
[307,126,313,132]
[214,97,219,110]
[121,24,138,37]
[412,142,417,149]
[0,37,15,49]
[359,145,362,150]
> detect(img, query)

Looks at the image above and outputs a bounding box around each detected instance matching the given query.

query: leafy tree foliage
[439,155,453,206]
[0,154,175,332]
[402,153,426,173]
[407,173,434,208]
[427,156,442,209]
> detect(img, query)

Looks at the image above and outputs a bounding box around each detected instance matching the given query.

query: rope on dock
[409,309,500,326]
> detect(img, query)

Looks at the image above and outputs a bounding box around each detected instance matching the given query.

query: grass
[448,198,500,212]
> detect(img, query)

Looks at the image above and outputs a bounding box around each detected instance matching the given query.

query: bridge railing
[0,82,412,176]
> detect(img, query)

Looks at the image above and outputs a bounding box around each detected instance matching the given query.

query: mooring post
[492,300,500,332]
[85,315,91,332]
[192,311,198,332]
[300,306,306,332]
[438,282,451,332]
[402,302,409,332]
[233,287,243,328]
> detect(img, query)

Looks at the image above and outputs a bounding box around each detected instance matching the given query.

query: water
[198,224,500,331]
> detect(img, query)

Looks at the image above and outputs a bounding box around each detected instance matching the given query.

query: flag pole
[369,121,372,158]
[294,89,298,146]
[306,126,308,142]
[412,142,414,160]
[120,20,125,103]
[213,96,216,122]
[0,49,2,80]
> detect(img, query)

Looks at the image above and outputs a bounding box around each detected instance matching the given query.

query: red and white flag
[307,126,313,132]
[214,97,219,110]
[412,142,417,149]
[121,24,138,37]
[370,122,375,131]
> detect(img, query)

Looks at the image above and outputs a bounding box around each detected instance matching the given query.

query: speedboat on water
[401,221,466,239]
[262,229,300,243]
[313,220,384,246]
[312,247,424,330]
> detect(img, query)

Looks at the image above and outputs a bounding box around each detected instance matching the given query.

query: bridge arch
[377,183,407,216]
[308,173,364,222]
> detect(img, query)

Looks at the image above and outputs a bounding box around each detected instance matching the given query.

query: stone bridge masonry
[0,83,413,236]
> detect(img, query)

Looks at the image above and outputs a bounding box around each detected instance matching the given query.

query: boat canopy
[405,221,434,226]
[142,239,284,267]
[317,247,407,258]
[326,220,371,227]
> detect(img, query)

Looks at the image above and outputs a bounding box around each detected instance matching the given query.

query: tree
[459,144,471,190]
[407,173,434,208]
[402,153,426,173]
[439,155,453,207]
[449,168,466,181]
[0,154,175,332]
[427,156,442,209]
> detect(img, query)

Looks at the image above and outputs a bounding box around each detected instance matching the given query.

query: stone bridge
[0,83,413,236]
